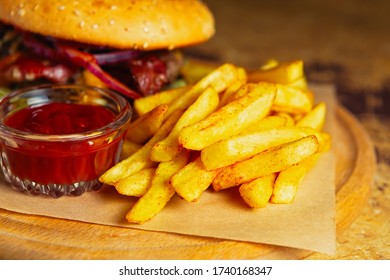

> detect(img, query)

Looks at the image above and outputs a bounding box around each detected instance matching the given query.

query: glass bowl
[0,84,132,198]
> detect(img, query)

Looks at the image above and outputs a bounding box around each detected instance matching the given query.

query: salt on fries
[99,60,331,223]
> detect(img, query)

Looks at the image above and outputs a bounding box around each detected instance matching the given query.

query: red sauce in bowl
[2,102,125,188]
[0,85,131,197]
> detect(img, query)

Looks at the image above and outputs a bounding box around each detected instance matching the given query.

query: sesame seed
[58,6,65,11]
[142,42,149,49]
[17,9,26,17]
[143,26,149,33]
[92,24,99,29]
[73,9,81,16]
[79,21,85,28]
[110,5,117,10]
[109,19,115,25]
[33,4,39,11]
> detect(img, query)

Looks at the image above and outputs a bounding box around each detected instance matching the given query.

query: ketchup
[5,103,115,134]
[2,102,123,185]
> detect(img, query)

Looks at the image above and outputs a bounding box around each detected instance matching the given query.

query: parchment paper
[0,84,336,255]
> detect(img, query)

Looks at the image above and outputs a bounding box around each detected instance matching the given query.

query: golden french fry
[212,135,319,191]
[180,58,219,84]
[271,165,306,204]
[239,174,277,208]
[260,59,279,70]
[126,104,169,144]
[120,140,142,160]
[126,149,190,224]
[221,82,258,105]
[166,63,243,117]
[237,67,248,83]
[99,109,183,185]
[133,86,189,116]
[179,83,276,150]
[171,156,221,202]
[273,112,295,126]
[293,113,305,123]
[241,115,288,134]
[82,70,108,88]
[247,60,304,84]
[201,127,323,170]
[287,76,308,90]
[273,84,312,115]
[218,80,246,108]
[296,102,326,131]
[270,153,321,204]
[300,152,322,171]
[114,168,155,197]
[319,132,332,152]
[150,86,219,162]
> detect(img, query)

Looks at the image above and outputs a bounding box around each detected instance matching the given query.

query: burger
[0,0,215,99]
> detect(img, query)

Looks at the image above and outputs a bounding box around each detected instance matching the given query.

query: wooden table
[186,0,389,259]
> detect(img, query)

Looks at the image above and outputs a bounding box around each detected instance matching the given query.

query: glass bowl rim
[0,84,132,142]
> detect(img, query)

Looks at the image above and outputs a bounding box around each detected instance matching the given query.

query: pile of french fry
[99,59,331,224]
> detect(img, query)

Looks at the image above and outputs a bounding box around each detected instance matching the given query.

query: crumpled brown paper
[0,84,336,254]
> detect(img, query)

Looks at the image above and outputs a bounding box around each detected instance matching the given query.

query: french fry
[150,86,219,162]
[212,135,319,191]
[114,168,155,197]
[125,104,169,144]
[180,58,219,84]
[272,112,295,126]
[218,80,246,108]
[287,76,308,90]
[133,86,189,116]
[165,63,243,117]
[171,156,221,202]
[237,67,248,83]
[179,83,276,150]
[239,174,277,208]
[120,140,142,160]
[201,127,324,170]
[82,69,108,88]
[99,109,183,185]
[296,102,326,131]
[126,149,190,224]
[293,113,305,123]
[247,60,304,84]
[260,59,279,70]
[319,132,332,152]
[271,165,306,204]
[241,115,288,134]
[273,84,312,115]
[220,82,258,105]
[270,153,321,204]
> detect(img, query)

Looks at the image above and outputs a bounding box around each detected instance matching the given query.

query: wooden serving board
[0,105,375,260]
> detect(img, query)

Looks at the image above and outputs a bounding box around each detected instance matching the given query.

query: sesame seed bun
[0,0,215,50]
